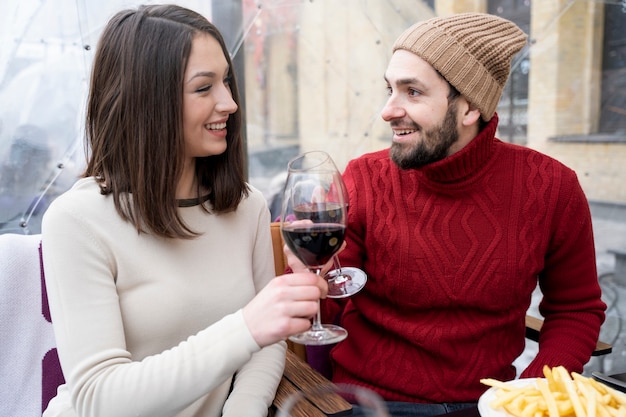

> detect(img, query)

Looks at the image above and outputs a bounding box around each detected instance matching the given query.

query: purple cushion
[39,242,65,413]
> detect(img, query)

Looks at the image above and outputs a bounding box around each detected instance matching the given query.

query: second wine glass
[280,150,348,345]
[277,383,390,417]
[325,175,367,298]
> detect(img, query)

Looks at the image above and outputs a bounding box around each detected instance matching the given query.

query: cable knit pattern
[324,115,606,403]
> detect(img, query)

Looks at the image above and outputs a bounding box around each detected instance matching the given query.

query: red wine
[293,202,344,223]
[282,223,345,268]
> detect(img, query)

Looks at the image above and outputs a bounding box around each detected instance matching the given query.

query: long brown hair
[84,4,248,239]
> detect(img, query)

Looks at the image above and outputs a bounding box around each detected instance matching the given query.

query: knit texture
[41,180,285,417]
[326,115,606,403]
[0,233,58,417]
[393,13,527,121]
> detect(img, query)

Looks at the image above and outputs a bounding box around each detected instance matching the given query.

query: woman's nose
[217,86,238,115]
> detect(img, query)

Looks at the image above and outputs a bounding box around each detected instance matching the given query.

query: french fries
[480,366,626,417]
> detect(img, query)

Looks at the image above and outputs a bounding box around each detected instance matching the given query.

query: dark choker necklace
[177,193,211,207]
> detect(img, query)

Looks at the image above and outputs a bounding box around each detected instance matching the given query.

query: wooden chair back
[270,222,288,277]
[270,222,308,361]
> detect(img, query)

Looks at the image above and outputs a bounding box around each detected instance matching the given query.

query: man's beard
[390,102,459,170]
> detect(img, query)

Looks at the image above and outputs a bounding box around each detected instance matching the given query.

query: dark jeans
[350,401,477,417]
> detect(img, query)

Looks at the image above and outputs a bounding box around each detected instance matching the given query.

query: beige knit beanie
[393,13,527,121]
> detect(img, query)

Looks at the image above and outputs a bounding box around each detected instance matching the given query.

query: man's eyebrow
[384,75,426,89]
[397,78,420,86]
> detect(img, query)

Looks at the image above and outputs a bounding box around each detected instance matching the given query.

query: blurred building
[1,0,624,233]
[241,0,626,210]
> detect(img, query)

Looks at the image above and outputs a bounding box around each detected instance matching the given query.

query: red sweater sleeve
[521,174,606,377]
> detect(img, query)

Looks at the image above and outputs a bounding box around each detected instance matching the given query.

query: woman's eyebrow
[186,71,216,84]
[186,65,231,84]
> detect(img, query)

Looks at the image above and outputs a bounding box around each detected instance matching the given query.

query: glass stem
[311,268,324,331]
[333,255,343,274]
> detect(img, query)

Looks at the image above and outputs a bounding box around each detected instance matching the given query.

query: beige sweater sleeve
[42,178,283,417]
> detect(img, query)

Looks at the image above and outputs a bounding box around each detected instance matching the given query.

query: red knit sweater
[325,115,606,403]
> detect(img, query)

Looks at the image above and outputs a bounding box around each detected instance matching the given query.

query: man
[319,12,606,416]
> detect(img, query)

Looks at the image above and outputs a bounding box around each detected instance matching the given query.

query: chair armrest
[271,350,352,417]
[525,314,612,356]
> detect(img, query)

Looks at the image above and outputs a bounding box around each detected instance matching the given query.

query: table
[435,406,480,417]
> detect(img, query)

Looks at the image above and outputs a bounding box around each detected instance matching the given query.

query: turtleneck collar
[420,113,500,184]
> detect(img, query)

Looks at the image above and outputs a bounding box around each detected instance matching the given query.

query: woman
[41,4,325,417]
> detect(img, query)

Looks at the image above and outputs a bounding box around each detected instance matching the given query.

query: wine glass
[325,176,367,299]
[277,383,390,417]
[280,150,348,345]
[326,259,367,298]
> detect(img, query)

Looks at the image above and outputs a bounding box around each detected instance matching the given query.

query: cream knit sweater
[42,177,285,417]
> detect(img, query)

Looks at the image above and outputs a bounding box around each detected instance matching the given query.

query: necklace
[177,193,211,207]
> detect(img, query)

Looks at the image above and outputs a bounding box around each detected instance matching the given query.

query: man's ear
[461,103,482,127]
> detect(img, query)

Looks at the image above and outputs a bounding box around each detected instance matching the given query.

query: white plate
[477,378,539,417]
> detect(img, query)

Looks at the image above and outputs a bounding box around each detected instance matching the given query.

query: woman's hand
[242,272,328,347]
